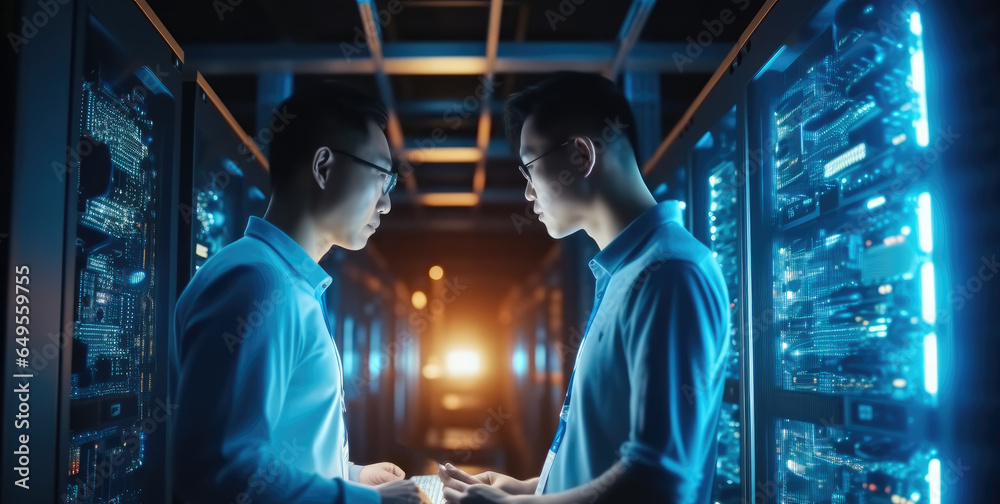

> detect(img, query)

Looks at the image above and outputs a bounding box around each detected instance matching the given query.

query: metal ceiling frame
[189,0,730,208]
[357,0,417,197]
[186,41,727,75]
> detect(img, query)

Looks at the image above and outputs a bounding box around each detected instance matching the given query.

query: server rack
[3,1,183,503]
[177,72,270,291]
[644,0,968,502]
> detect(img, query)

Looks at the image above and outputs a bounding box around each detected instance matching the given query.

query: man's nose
[378,192,391,214]
[524,180,536,202]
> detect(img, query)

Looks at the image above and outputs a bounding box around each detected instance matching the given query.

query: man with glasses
[170,82,421,504]
[439,72,730,504]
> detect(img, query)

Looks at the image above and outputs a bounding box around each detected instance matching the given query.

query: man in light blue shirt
[170,83,422,504]
[440,73,730,503]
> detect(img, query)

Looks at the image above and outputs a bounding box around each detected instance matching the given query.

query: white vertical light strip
[921,262,937,324]
[924,332,938,396]
[927,458,941,504]
[918,192,933,253]
[909,12,930,147]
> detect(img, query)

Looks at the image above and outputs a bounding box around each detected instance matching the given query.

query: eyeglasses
[517,140,573,182]
[331,148,397,194]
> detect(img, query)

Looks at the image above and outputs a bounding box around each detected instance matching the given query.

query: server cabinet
[177,72,270,290]
[690,104,750,504]
[3,1,183,503]
[645,0,955,502]
[749,0,947,502]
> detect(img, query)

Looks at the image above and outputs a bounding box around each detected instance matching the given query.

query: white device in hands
[410,473,446,504]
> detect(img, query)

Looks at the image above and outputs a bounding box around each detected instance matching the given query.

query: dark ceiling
[146,0,765,316]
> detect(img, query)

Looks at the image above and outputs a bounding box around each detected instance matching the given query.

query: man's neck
[585,187,657,250]
[262,196,332,263]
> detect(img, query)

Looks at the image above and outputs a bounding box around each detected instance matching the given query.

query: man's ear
[574,136,597,178]
[312,146,334,190]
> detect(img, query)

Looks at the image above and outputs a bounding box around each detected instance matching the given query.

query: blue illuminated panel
[68,76,167,503]
[760,1,944,502]
[776,419,938,504]
[695,105,743,503]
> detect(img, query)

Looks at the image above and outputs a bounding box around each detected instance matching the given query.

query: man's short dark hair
[502,72,640,164]
[268,82,388,194]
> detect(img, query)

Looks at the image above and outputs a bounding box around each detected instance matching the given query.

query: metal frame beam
[356,0,417,196]
[186,42,728,75]
[604,0,658,80]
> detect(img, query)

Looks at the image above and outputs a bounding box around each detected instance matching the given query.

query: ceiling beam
[474,0,504,199]
[390,188,526,206]
[186,42,728,75]
[356,0,417,197]
[403,138,515,160]
[604,0,658,80]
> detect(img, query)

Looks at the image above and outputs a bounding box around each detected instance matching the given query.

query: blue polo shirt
[539,201,730,504]
[170,216,379,504]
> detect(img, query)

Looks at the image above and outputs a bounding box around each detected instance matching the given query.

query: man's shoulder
[627,221,717,278]
[177,237,292,307]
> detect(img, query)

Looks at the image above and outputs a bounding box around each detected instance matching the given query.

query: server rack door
[5,0,184,502]
[63,1,184,502]
[691,104,751,504]
[748,1,947,502]
[177,75,270,291]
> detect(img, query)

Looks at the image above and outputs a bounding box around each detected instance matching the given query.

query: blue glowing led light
[129,270,146,285]
[917,192,933,253]
[924,332,938,396]
[909,12,930,147]
[921,262,936,324]
[866,195,886,209]
[512,346,528,377]
[222,158,245,177]
[927,458,941,504]
[695,131,714,149]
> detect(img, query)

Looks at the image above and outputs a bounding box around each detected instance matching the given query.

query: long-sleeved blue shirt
[169,216,379,504]
[539,201,730,504]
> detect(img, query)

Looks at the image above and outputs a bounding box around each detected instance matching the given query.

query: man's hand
[443,483,519,504]
[375,480,426,504]
[361,462,406,485]
[438,463,537,495]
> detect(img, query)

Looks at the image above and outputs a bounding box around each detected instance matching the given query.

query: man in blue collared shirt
[170,83,422,504]
[440,73,730,504]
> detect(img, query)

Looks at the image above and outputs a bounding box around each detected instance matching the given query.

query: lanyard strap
[548,282,607,453]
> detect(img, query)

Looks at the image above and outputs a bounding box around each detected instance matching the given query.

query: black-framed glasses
[517,140,573,182]
[331,148,397,194]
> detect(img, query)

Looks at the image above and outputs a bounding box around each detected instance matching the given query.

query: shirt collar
[588,200,684,279]
[244,216,333,297]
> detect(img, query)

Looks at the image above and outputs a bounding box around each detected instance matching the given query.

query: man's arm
[172,265,380,504]
[438,464,538,495]
[444,260,727,504]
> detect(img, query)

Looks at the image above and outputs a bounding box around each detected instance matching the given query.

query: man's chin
[342,234,371,251]
[543,221,580,240]
[544,224,567,239]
